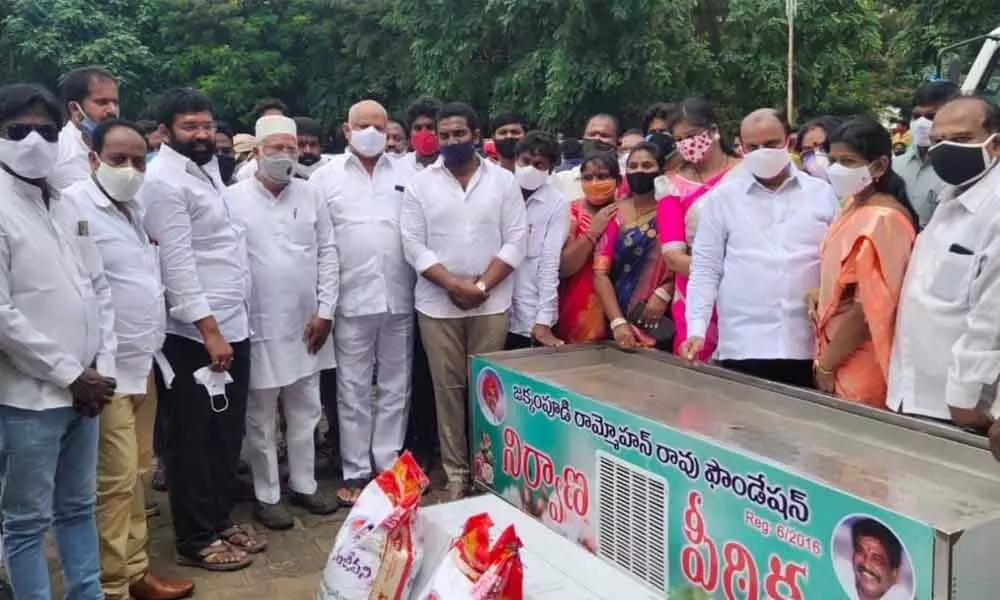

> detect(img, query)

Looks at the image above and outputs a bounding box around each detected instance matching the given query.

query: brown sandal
[176,539,252,572]
[220,523,268,554]
[337,478,367,507]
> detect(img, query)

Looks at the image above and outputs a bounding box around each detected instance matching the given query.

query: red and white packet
[317,452,430,600]
[417,513,524,600]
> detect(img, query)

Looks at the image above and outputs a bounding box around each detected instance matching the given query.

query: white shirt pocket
[526,224,544,258]
[929,250,974,304]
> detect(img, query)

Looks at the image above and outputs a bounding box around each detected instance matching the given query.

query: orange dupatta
[815,202,915,409]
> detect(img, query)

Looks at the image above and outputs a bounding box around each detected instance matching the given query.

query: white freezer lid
[415,495,660,600]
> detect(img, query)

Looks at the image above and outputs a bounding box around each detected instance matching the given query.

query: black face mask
[582,138,615,155]
[928,137,999,187]
[494,138,519,160]
[626,171,658,195]
[171,138,216,166]
[299,153,321,166]
[217,154,236,183]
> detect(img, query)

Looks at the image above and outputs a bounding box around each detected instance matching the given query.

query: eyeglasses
[2,123,59,143]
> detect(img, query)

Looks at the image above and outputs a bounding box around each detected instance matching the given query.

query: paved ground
[35,466,452,599]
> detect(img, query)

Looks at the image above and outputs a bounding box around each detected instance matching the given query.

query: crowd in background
[1,65,1000,600]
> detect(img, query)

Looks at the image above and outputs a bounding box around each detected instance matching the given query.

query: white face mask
[0,131,59,180]
[95,161,144,202]
[910,117,933,148]
[349,126,387,158]
[826,163,873,199]
[744,146,790,180]
[515,164,548,191]
[260,153,296,184]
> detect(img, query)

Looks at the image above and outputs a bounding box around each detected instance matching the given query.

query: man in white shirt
[60,119,194,600]
[404,97,442,172]
[311,100,416,505]
[505,131,570,349]
[51,66,120,191]
[887,96,1000,429]
[892,81,961,228]
[139,87,260,570]
[401,102,527,499]
[682,108,839,387]
[228,115,339,529]
[551,113,619,201]
[234,98,288,182]
[0,83,117,599]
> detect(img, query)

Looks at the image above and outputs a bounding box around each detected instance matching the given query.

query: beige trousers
[96,376,156,596]
[418,312,508,485]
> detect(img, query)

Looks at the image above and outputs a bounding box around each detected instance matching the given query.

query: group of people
[1,62,1000,599]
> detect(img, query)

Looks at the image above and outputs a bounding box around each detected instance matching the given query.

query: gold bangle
[813,359,834,376]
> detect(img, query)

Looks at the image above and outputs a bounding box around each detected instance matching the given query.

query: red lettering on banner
[502,427,522,478]
[681,491,719,591]
[562,466,589,519]
[722,542,759,600]
[764,555,808,600]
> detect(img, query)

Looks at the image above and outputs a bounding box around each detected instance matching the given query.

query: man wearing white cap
[310,100,416,507]
[227,115,339,529]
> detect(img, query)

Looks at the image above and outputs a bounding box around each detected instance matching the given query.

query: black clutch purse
[628,301,676,348]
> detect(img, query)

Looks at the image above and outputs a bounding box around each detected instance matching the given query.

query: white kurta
[226,177,338,390]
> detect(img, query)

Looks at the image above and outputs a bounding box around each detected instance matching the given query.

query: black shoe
[289,491,339,515]
[254,501,294,530]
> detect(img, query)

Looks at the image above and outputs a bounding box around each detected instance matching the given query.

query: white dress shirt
[311,152,415,317]
[234,158,257,181]
[0,170,116,410]
[509,183,570,337]
[138,144,251,343]
[687,168,839,360]
[60,177,166,395]
[401,157,527,319]
[551,165,582,202]
[50,123,91,191]
[227,177,338,390]
[887,164,1000,420]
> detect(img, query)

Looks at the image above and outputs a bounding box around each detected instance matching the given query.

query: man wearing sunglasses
[0,83,118,599]
[51,66,120,191]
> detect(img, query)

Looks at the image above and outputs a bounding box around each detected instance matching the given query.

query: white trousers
[245,373,321,504]
[335,312,414,480]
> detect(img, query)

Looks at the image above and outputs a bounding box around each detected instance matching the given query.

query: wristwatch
[475,280,488,296]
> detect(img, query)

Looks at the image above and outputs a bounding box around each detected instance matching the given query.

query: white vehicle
[941,25,1000,102]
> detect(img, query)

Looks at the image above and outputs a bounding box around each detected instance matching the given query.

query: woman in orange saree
[555,152,621,344]
[810,117,918,408]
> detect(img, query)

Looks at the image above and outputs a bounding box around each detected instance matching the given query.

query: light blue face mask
[73,102,98,138]
[146,151,158,163]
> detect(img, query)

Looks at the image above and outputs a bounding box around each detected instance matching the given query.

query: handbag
[628,301,676,349]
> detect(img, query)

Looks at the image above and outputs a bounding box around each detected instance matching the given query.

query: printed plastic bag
[418,513,524,600]
[317,452,430,600]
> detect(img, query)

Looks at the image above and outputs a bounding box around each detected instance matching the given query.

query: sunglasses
[2,123,59,143]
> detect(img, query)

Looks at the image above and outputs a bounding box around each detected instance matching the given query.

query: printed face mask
[678,132,714,164]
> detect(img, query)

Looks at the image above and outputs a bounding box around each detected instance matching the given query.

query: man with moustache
[139,88,261,571]
[52,66,121,190]
[846,518,904,600]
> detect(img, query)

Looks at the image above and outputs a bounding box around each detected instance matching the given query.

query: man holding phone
[887,95,1000,430]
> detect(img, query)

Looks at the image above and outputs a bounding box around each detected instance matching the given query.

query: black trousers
[505,332,534,350]
[154,334,250,558]
[404,313,438,467]
[320,368,338,447]
[718,359,814,389]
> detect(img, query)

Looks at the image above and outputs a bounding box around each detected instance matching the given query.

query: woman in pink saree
[656,97,741,359]
[810,117,917,408]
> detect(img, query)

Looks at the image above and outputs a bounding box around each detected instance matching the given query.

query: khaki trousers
[96,377,156,596]
[418,312,508,485]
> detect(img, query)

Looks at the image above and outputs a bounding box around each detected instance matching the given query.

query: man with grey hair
[227,115,339,529]
[310,100,416,506]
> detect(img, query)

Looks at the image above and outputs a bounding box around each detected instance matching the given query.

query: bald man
[310,100,417,505]
[888,96,1000,429]
[682,108,838,388]
[227,116,340,529]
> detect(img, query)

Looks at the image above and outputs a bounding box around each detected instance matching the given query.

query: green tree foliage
[0,0,990,133]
